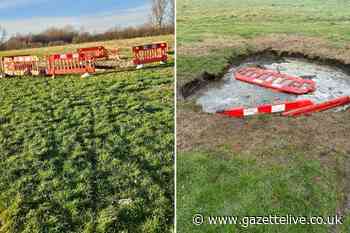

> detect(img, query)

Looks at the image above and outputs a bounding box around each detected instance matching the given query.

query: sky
[0,0,151,37]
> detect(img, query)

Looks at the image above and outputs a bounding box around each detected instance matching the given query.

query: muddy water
[195,58,350,113]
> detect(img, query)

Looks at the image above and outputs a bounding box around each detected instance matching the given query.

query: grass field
[177,0,350,44]
[176,1,350,232]
[0,35,174,232]
[0,35,174,59]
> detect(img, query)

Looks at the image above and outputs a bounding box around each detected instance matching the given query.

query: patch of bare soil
[177,108,244,152]
[177,108,350,155]
[179,34,350,63]
[250,35,350,64]
[178,36,248,57]
[95,59,134,69]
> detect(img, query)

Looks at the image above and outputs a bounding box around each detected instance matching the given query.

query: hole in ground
[185,55,350,113]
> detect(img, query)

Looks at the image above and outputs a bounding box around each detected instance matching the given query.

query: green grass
[177,151,342,233]
[177,0,350,45]
[0,67,174,232]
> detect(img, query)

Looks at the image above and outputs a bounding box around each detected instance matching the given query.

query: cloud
[1,4,151,36]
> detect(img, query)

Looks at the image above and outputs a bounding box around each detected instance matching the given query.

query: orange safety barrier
[77,46,108,59]
[235,67,316,95]
[132,42,168,68]
[282,96,350,117]
[78,46,121,61]
[0,59,2,74]
[1,55,40,76]
[218,99,314,118]
[46,53,95,75]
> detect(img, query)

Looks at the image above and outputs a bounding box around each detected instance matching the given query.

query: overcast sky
[0,0,151,37]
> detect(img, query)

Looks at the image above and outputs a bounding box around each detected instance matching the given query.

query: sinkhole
[190,58,350,113]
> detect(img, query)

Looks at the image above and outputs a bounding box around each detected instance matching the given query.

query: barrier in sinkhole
[218,99,315,118]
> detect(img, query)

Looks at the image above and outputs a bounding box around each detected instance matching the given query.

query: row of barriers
[0,42,168,77]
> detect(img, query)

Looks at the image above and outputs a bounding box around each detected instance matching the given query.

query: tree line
[0,0,174,51]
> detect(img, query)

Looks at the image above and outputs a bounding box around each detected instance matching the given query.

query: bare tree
[150,0,168,28]
[0,26,6,45]
[168,0,175,26]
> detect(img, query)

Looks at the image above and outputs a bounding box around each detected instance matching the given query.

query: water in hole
[195,58,350,113]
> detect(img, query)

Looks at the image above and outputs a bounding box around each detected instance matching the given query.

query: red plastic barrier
[282,96,350,117]
[219,99,314,118]
[1,55,40,76]
[235,67,316,95]
[47,53,95,75]
[0,59,3,74]
[77,46,109,59]
[132,42,168,66]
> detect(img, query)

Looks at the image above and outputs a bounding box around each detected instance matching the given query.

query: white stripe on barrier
[219,99,315,118]
[244,108,258,116]
[9,56,39,62]
[253,79,264,84]
[271,104,286,113]
[271,83,282,88]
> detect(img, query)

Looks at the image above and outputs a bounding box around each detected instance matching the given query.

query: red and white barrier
[46,53,95,75]
[77,46,108,59]
[77,46,120,60]
[235,67,316,95]
[283,96,350,117]
[132,42,168,69]
[218,99,314,118]
[1,55,40,76]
